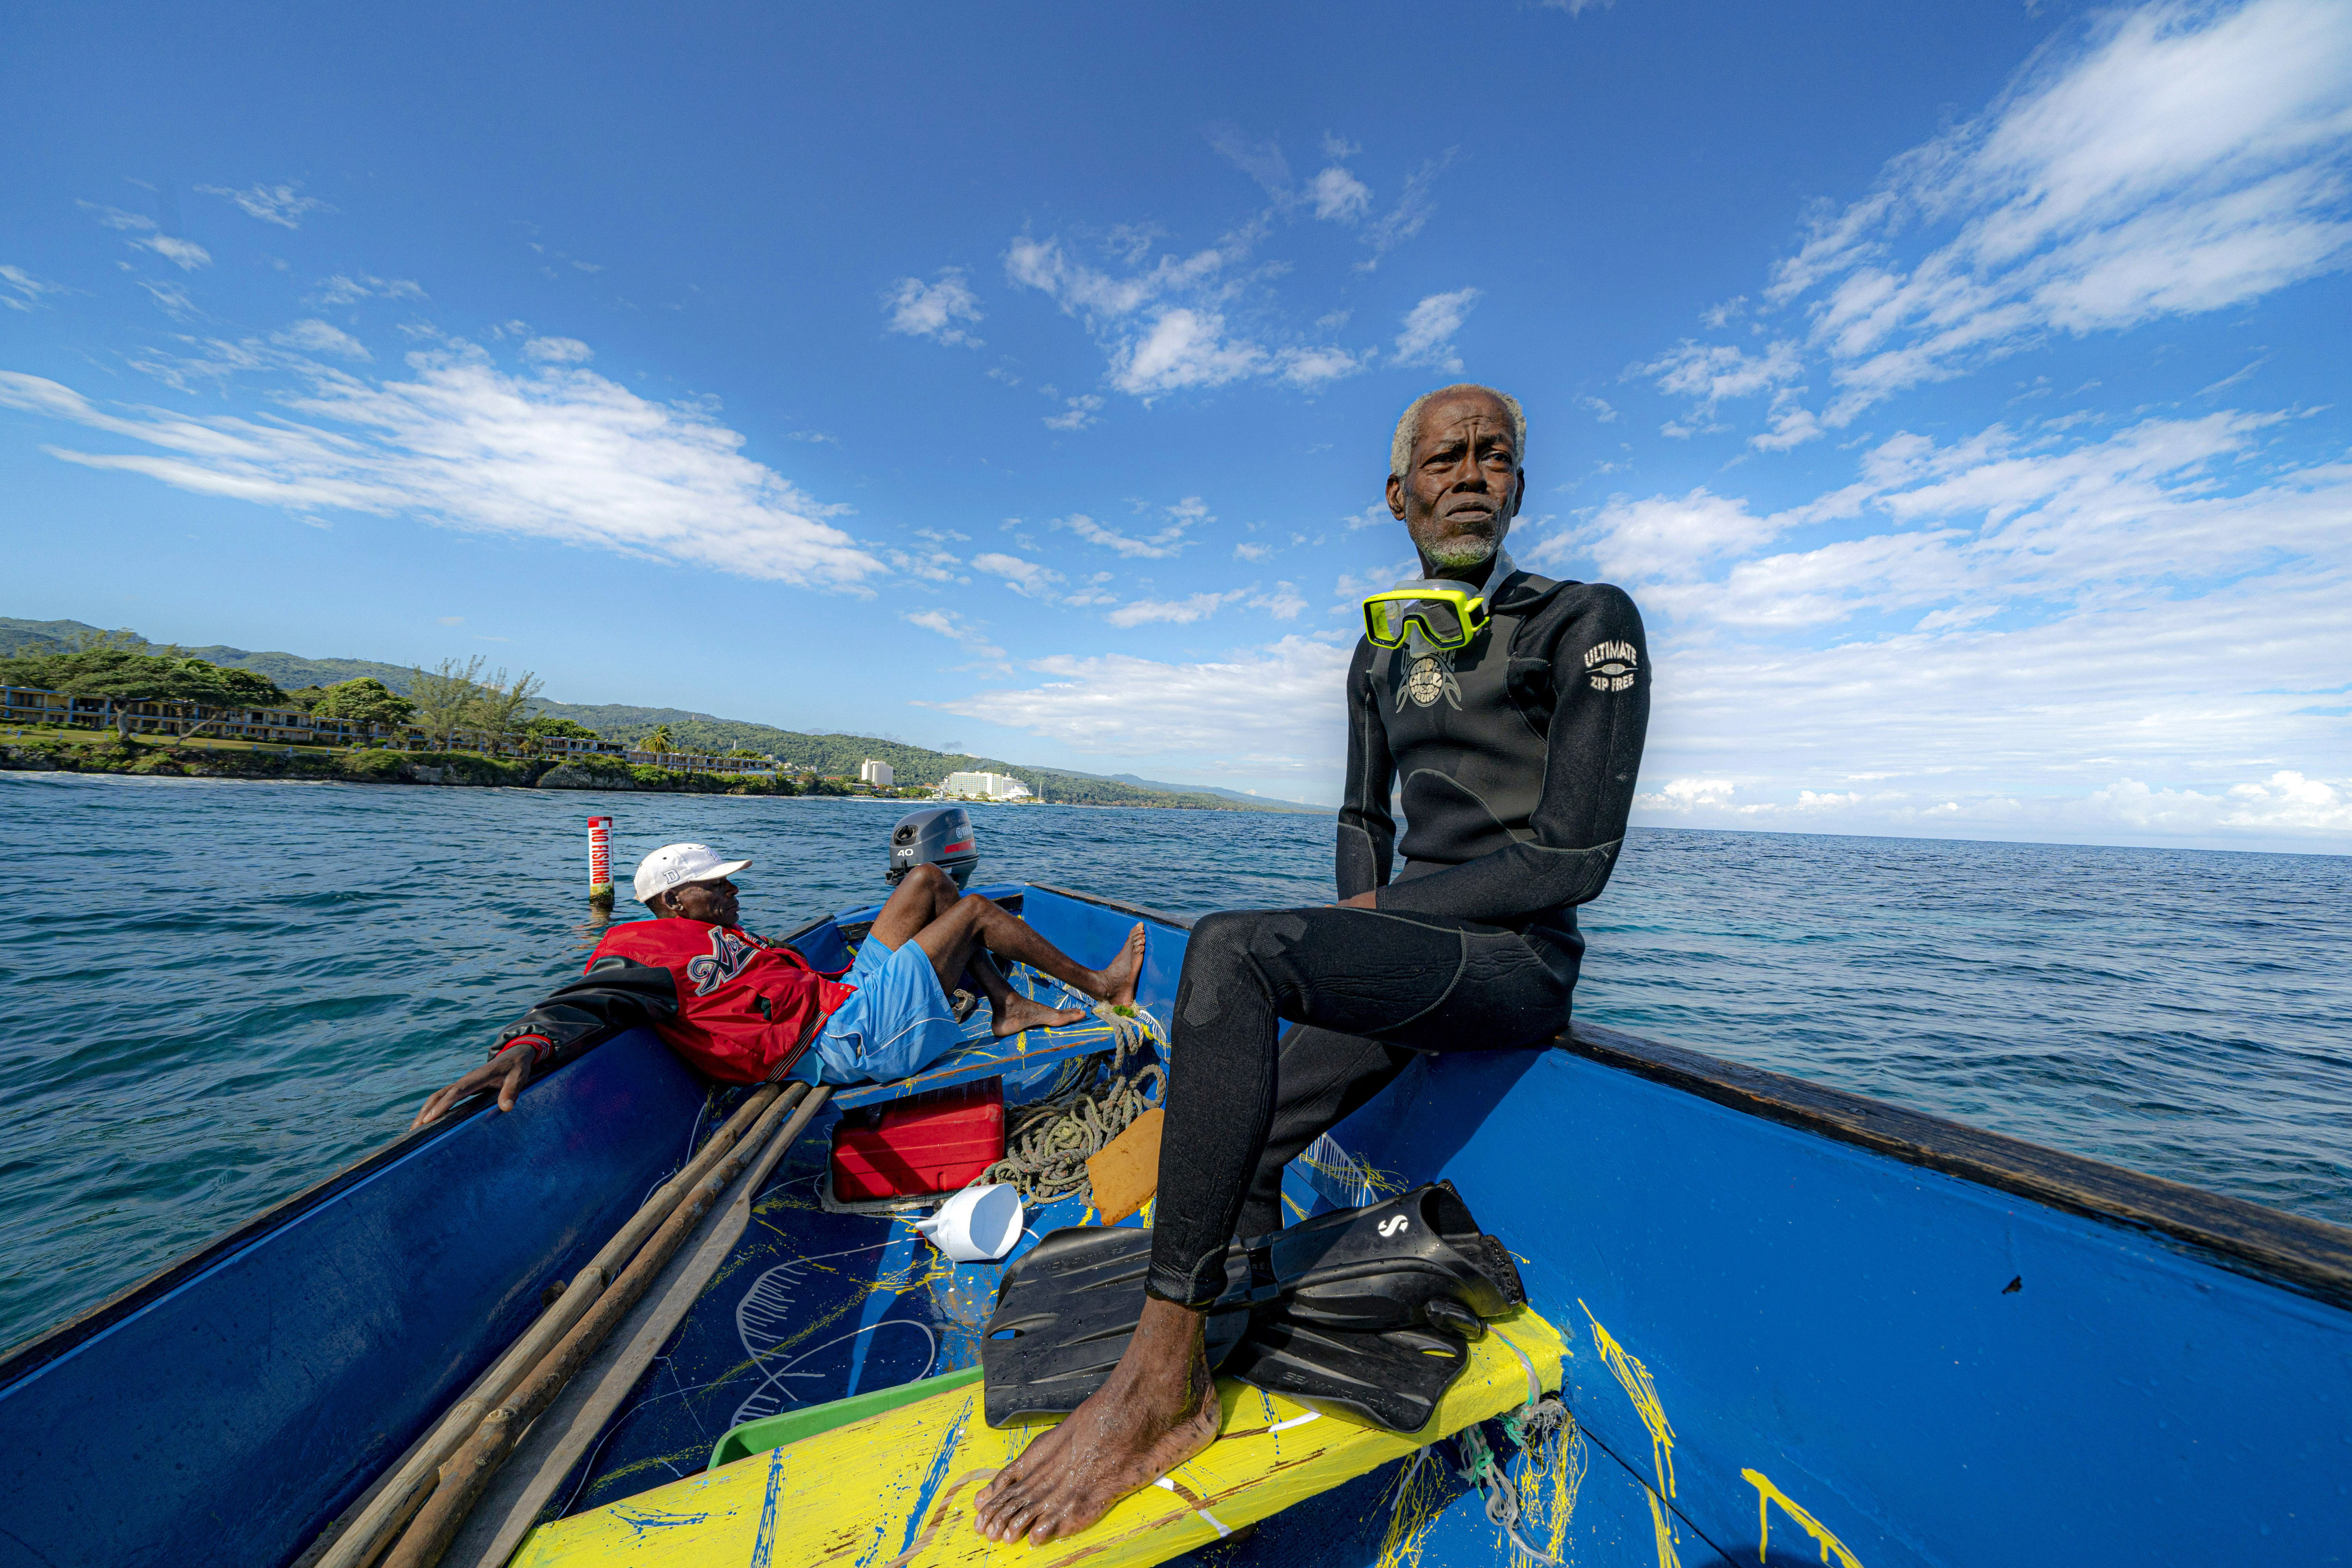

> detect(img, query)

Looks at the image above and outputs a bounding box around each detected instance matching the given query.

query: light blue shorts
[797,934,968,1086]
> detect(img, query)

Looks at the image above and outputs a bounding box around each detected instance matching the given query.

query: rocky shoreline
[0,736,815,795]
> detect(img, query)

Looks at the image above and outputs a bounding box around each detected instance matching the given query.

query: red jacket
[497,917,853,1085]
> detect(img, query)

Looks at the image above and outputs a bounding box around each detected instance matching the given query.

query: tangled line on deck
[974,1004,1166,1206]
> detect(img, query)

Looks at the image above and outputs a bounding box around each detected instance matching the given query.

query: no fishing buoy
[588,815,614,907]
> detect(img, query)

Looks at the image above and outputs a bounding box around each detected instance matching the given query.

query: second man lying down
[409,841,1145,1128]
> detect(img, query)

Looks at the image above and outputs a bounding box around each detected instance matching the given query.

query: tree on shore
[524,715,601,754]
[408,656,486,750]
[311,677,417,729]
[473,667,545,754]
[644,725,674,754]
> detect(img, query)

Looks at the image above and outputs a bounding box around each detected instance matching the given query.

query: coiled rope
[1450,1330,1571,1565]
[974,1003,1166,1206]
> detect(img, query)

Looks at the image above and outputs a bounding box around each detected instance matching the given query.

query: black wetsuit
[1146,560,1649,1305]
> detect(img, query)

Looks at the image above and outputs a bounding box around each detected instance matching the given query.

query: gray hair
[1390,384,1527,478]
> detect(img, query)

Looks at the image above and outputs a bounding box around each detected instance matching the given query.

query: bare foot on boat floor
[992,991,1086,1038]
[1096,923,1148,1010]
[971,1300,1219,1545]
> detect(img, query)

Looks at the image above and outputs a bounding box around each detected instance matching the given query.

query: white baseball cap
[634,842,753,905]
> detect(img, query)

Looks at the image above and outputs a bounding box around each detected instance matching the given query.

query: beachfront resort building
[940,770,1033,801]
[859,759,895,789]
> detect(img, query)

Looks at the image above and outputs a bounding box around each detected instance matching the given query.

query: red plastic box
[829,1078,1006,1200]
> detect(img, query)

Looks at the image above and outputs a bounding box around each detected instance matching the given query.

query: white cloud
[135,235,211,270]
[315,274,426,306]
[886,542,964,584]
[927,635,1354,772]
[883,270,984,346]
[1113,308,1267,396]
[1054,500,1206,559]
[1578,395,1620,423]
[1275,345,1364,387]
[1761,0,2352,424]
[1105,591,1250,627]
[1233,542,1271,562]
[0,341,880,590]
[1750,392,1825,451]
[521,336,592,364]
[270,319,371,361]
[901,607,1007,665]
[1008,231,1364,400]
[972,551,1063,596]
[1253,580,1308,620]
[1,265,67,312]
[81,203,153,231]
[1393,288,1480,370]
[196,182,331,229]
[1358,160,1446,270]
[1044,394,1104,431]
[1545,410,2343,629]
[1635,338,1802,407]
[1308,164,1372,222]
[1006,235,1233,328]
[1212,127,1371,224]
[1529,394,2352,849]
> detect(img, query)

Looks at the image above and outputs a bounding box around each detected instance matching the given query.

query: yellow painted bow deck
[510,1308,1565,1568]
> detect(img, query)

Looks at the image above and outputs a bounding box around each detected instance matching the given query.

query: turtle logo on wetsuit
[1398,648,1462,711]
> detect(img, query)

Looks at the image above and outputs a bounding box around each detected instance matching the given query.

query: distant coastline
[0,729,792,795]
[2,614,1333,814]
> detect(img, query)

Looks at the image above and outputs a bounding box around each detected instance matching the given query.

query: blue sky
[3,0,2348,850]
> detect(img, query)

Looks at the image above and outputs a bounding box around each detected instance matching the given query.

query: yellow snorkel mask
[1360,584,1490,651]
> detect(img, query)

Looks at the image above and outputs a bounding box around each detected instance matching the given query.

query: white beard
[1424,535,1498,569]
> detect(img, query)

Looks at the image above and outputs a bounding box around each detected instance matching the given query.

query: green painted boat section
[705,1363,986,1469]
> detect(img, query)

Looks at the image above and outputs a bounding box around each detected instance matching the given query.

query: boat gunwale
[1561,1018,2352,1312]
[0,1091,504,1385]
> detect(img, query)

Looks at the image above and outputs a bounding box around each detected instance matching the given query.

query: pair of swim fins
[979,1180,1524,1434]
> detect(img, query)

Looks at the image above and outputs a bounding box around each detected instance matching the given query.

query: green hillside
[0,617,1323,814]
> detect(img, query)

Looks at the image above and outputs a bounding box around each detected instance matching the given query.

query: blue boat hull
[2,881,2345,1566]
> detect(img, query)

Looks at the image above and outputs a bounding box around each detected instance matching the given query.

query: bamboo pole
[448,1082,838,1567]
[303,1081,795,1568]
[381,1084,832,1568]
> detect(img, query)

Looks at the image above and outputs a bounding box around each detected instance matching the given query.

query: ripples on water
[1,772,2345,1348]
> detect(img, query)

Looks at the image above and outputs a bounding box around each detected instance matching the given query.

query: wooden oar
[382,1083,834,1568]
[448,1081,839,1566]
[302,1081,797,1568]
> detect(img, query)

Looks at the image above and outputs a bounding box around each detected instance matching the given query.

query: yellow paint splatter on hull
[510,1309,1567,1568]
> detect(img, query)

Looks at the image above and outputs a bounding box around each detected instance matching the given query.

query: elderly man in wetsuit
[974,384,1649,1544]
[410,844,1146,1128]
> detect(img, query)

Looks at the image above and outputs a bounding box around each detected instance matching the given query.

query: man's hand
[409,1040,538,1131]
[1335,891,1380,909]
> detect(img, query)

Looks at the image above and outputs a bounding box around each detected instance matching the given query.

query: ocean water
[1,771,2346,1351]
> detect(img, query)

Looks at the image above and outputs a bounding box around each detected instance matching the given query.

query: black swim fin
[979,1225,1255,1426]
[1221,1316,1472,1435]
[980,1181,1522,1429]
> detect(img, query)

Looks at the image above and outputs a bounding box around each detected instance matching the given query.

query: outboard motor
[888,805,980,888]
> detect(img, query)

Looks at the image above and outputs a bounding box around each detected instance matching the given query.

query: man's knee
[904,861,956,898]
[1187,909,1259,967]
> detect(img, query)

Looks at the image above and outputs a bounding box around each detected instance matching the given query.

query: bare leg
[899,876,1148,1010]
[971,1296,1219,1544]
[965,950,1086,1039]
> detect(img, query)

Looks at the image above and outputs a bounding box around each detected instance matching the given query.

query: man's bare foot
[1091,923,1148,1010]
[972,1297,1219,1545]
[992,991,1086,1039]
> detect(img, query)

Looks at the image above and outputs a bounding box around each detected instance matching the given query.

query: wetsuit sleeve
[491,955,681,1072]
[1374,585,1649,924]
[1335,639,1395,900]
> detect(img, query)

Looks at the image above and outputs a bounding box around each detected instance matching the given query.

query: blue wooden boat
[3,881,2347,1566]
